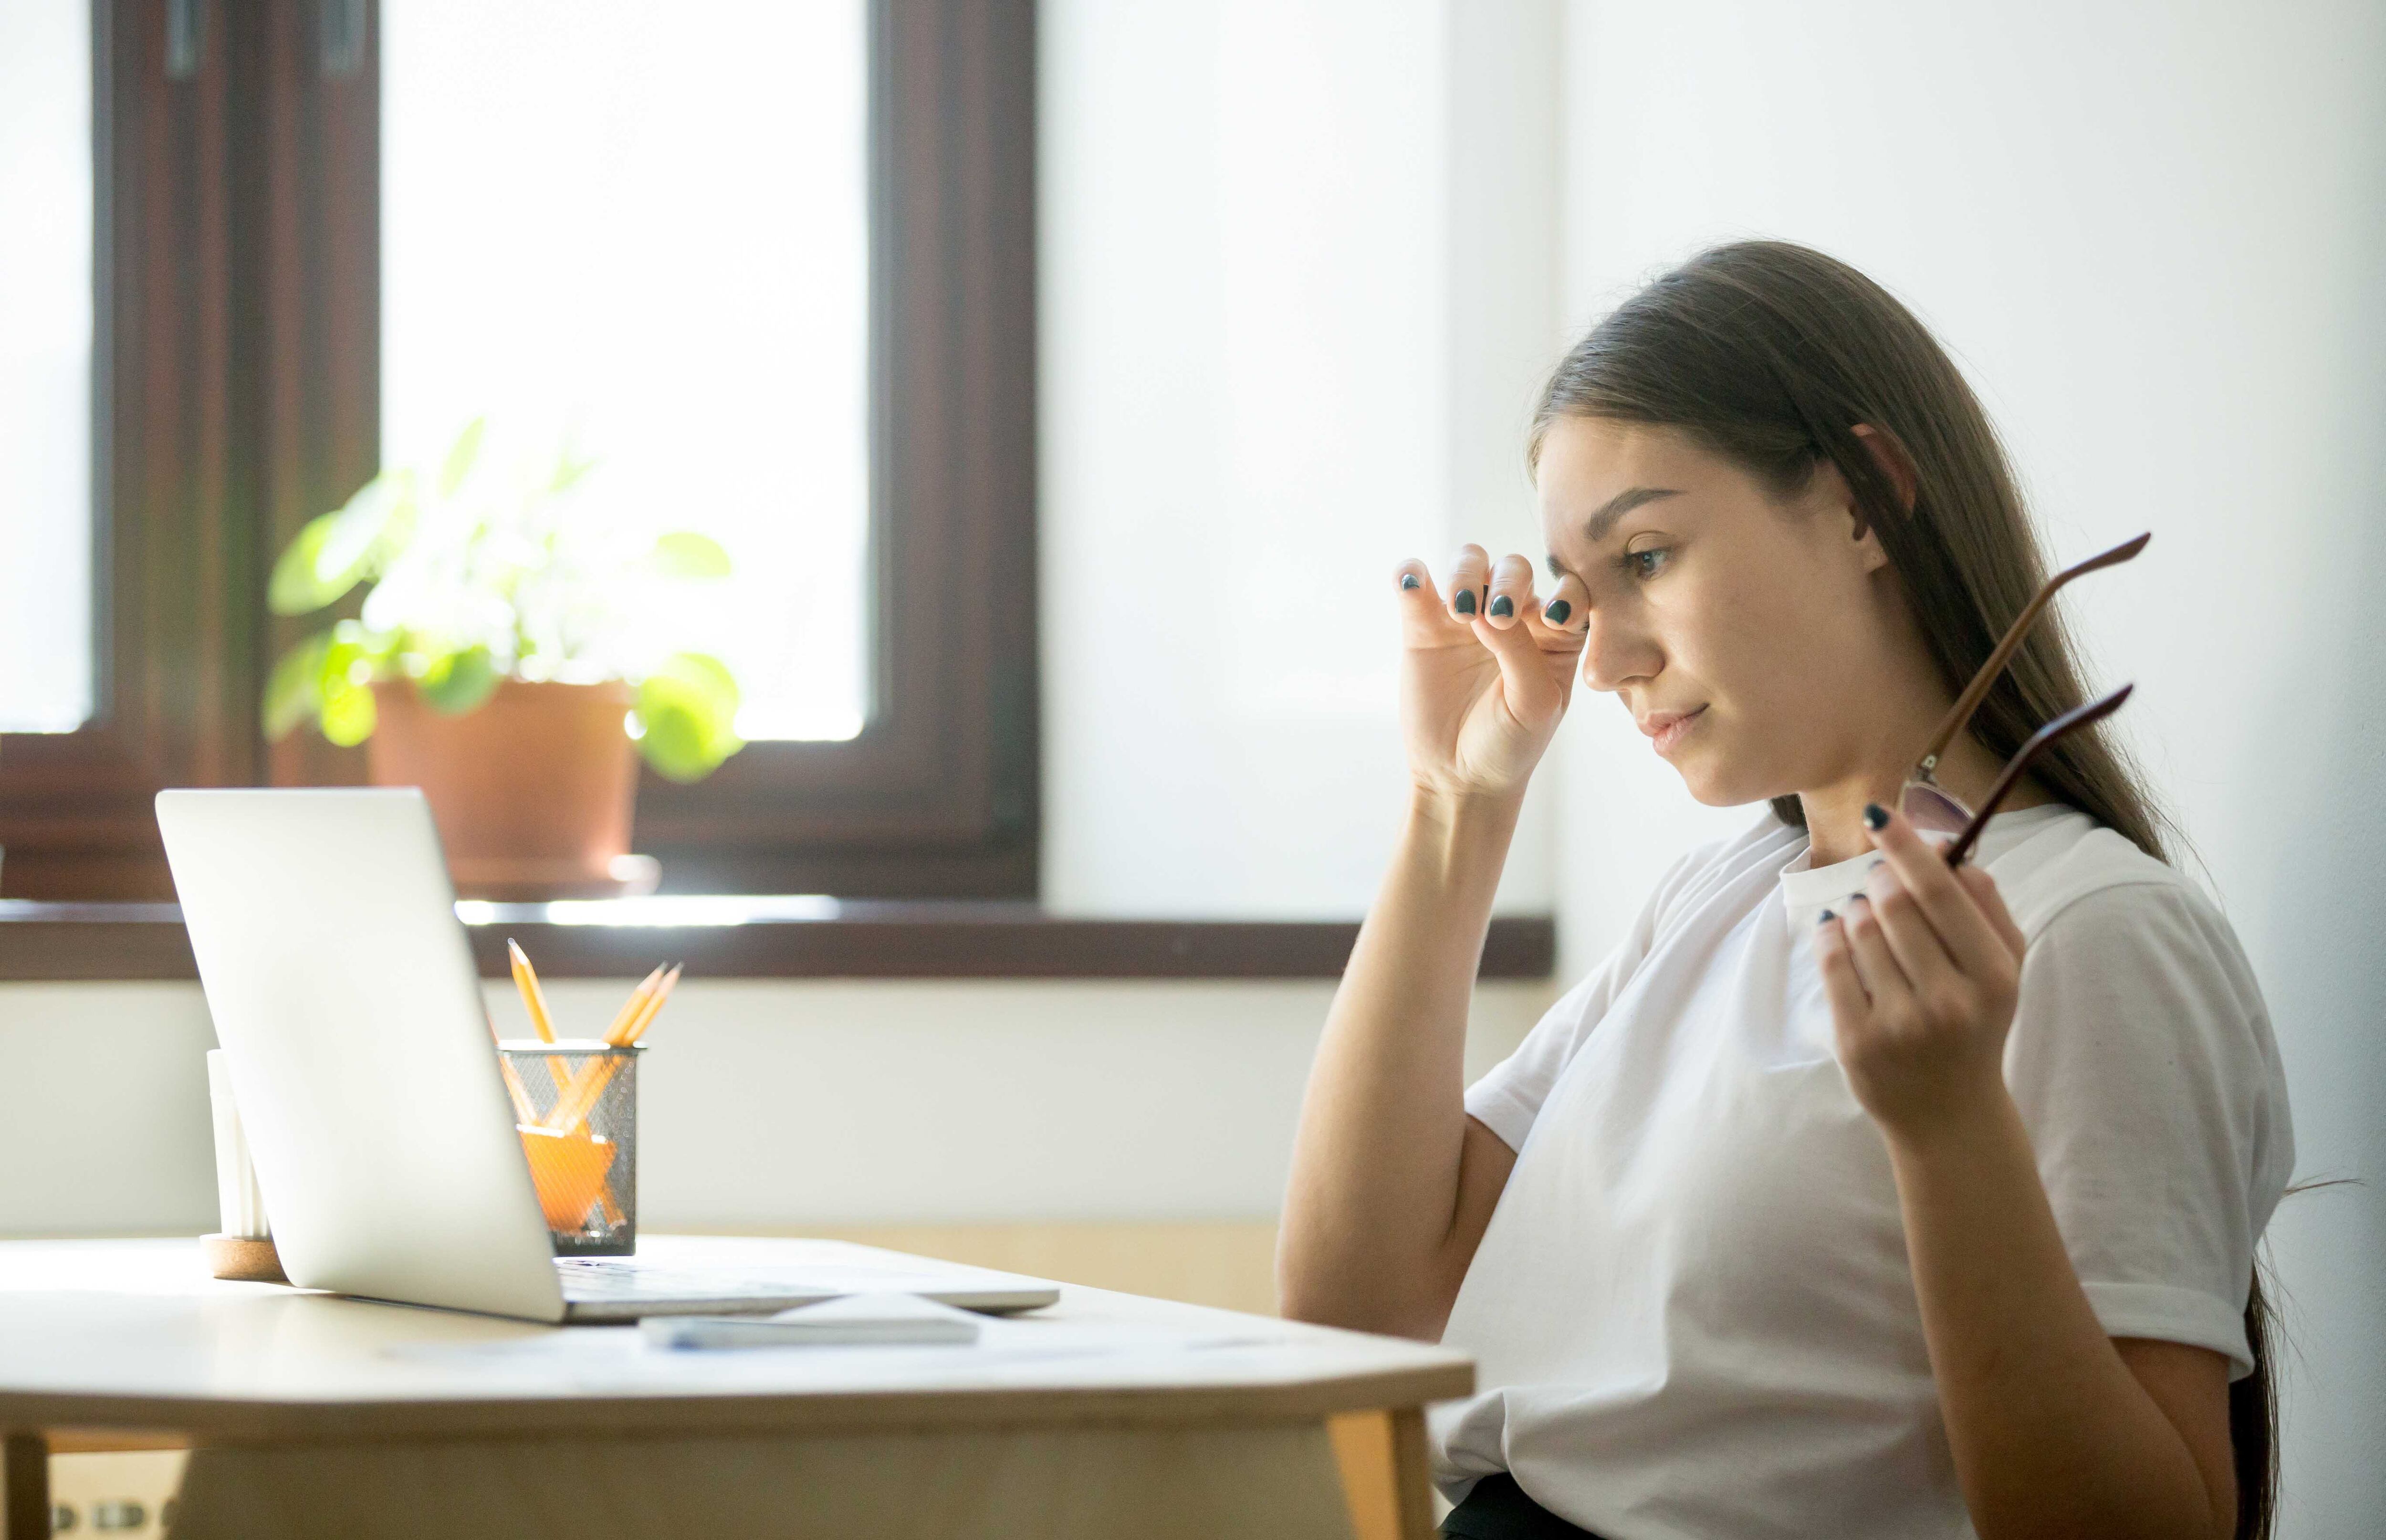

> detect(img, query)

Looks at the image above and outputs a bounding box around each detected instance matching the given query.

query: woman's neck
[1800,782,1895,868]
[1797,729,2048,868]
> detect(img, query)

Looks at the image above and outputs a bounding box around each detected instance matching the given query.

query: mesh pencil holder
[499,1042,643,1256]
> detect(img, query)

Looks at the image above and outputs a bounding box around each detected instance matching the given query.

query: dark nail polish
[1863,803,1890,831]
[1400,574,1420,591]
[1488,595,1514,618]
[1454,590,1476,616]
[1543,599,1571,626]
[1817,908,1835,924]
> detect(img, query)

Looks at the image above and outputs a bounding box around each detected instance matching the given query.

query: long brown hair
[1532,239,2278,1538]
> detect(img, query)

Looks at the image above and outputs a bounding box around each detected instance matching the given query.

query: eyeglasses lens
[1899,781,1972,835]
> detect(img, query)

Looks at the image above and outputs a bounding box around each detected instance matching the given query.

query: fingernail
[1488,595,1514,618]
[1817,908,1835,925]
[1543,599,1571,626]
[1454,590,1476,616]
[1863,803,1890,831]
[1400,574,1420,591]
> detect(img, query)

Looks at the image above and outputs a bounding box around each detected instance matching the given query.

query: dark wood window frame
[0,0,373,902]
[639,0,1039,898]
[0,0,1038,903]
[0,901,1557,983]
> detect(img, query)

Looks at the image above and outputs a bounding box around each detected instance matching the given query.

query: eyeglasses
[1898,531,2149,858]
[1938,682,2132,866]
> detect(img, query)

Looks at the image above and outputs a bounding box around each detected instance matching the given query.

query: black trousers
[1439,1472,1605,1539]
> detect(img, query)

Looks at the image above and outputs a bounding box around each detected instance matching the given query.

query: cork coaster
[201,1233,289,1284]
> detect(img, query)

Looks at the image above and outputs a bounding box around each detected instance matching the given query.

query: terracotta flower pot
[366,679,656,899]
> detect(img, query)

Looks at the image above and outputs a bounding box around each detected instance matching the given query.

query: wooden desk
[0,1237,1470,1540]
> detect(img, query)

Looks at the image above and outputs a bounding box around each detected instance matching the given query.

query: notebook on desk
[155,787,1058,1324]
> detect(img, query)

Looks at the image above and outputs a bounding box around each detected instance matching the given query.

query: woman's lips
[1641,705,1708,758]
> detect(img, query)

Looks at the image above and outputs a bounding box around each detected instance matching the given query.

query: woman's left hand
[1816,804,2029,1136]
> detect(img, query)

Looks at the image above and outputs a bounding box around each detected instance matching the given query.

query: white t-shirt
[1436,806,2294,1539]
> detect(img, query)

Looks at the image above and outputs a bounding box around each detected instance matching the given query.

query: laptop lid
[157,787,566,1323]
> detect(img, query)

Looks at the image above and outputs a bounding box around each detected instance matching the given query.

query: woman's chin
[1672,769,1734,807]
[1671,757,1780,810]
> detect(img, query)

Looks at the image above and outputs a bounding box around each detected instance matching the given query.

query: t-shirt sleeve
[1464,844,1706,1152]
[2004,880,2295,1378]
[1464,966,1616,1151]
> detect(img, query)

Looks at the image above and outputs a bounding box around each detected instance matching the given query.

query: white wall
[0,979,1548,1235]
[1553,1,2386,1531]
[1039,0,1563,918]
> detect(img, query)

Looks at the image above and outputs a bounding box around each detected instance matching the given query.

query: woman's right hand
[1396,546,1590,803]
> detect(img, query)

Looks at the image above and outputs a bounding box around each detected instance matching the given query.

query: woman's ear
[1850,424,1919,514]
[1804,453,1896,576]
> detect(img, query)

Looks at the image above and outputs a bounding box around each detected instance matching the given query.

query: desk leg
[1386,1408,1435,1540]
[2,1432,49,1540]
[1327,1410,1437,1540]
[168,1420,1360,1540]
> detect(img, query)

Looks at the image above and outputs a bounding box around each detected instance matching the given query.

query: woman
[1277,242,2292,1540]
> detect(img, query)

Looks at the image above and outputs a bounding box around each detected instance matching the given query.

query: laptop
[155,787,1059,1324]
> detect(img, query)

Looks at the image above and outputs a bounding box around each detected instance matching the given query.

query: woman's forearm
[1886,1089,2230,1540]
[1277,786,1522,1336]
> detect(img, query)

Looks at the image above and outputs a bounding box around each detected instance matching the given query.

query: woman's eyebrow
[1583,486,1682,543]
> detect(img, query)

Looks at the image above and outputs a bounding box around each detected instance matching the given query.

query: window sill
[0,899,1555,982]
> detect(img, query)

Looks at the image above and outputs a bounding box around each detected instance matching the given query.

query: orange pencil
[508,937,575,1109]
[544,963,659,1131]
[622,963,681,1044]
[544,965,679,1132]
[602,964,668,1046]
[508,939,560,1043]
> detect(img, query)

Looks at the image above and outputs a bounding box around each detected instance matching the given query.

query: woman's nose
[1580,608,1656,693]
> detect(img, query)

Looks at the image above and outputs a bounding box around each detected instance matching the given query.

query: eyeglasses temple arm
[1942,682,2134,867]
[1916,532,2150,769]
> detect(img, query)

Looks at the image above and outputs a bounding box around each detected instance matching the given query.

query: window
[0,0,94,735]
[381,0,871,743]
[0,0,1036,901]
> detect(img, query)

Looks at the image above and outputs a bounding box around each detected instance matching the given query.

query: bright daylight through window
[381,0,870,743]
[0,0,94,733]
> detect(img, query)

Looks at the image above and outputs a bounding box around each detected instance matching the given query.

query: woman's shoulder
[1668,808,1807,887]
[2001,817,2292,1189]
[1645,810,1807,930]
[1996,813,2259,1004]
[1992,810,2213,934]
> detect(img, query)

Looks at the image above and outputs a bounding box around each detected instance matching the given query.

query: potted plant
[263,419,744,897]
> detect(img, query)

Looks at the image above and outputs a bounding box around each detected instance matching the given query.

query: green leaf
[320,675,377,746]
[550,443,598,493]
[634,653,744,782]
[651,651,741,717]
[634,697,744,781]
[316,624,384,746]
[318,619,392,699]
[633,701,714,781]
[317,473,408,584]
[267,471,412,616]
[268,513,345,616]
[414,645,502,715]
[262,632,331,739]
[438,416,487,499]
[648,531,733,579]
